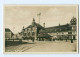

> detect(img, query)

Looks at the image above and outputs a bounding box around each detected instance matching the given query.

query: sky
[4,5,78,34]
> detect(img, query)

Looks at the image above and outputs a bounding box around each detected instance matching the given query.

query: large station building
[21,17,77,41]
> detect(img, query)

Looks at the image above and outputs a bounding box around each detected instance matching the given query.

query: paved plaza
[5,40,77,52]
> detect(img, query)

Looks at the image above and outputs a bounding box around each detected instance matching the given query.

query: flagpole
[39,15,40,24]
[37,13,41,24]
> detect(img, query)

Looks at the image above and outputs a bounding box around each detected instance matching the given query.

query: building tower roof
[33,18,35,22]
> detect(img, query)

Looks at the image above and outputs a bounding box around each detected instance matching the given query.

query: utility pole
[13,27,15,42]
[37,13,41,24]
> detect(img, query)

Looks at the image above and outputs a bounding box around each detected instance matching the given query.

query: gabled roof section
[5,28,11,32]
[46,24,70,29]
[36,23,44,29]
[27,25,33,28]
[26,22,44,29]
[5,28,13,33]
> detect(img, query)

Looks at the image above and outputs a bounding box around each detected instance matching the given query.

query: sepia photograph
[4,5,78,54]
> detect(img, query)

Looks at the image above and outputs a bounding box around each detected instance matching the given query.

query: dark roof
[27,25,33,28]
[26,22,44,30]
[46,24,70,29]
[5,28,11,32]
[39,24,72,33]
[5,28,13,35]
[5,28,14,35]
[36,23,44,29]
[5,28,13,34]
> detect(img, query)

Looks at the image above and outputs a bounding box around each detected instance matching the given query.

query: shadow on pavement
[5,40,34,47]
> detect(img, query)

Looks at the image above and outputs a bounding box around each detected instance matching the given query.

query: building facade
[21,17,77,41]
[21,18,44,40]
[38,17,77,40]
[5,28,13,40]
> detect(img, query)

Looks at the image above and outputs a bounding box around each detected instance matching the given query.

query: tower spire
[32,18,35,26]
[33,18,35,22]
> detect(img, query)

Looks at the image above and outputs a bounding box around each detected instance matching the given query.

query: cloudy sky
[4,5,78,34]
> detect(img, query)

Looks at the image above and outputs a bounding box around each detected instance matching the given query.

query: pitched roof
[39,24,72,33]
[5,28,13,35]
[5,28,11,32]
[36,23,44,29]
[46,24,70,29]
[26,22,44,29]
[27,25,33,28]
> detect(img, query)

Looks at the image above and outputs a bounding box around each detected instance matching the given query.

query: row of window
[24,32,35,36]
[48,32,72,35]
[23,28,36,32]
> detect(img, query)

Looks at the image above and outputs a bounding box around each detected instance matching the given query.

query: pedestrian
[71,39,73,43]
[32,38,34,42]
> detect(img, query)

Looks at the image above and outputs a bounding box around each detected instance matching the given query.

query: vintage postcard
[4,5,79,54]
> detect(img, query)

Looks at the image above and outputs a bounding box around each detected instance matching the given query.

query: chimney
[43,23,45,28]
[23,26,24,29]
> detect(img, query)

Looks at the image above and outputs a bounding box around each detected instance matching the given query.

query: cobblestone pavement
[5,40,77,52]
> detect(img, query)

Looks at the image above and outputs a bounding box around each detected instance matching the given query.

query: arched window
[32,32,35,36]
[28,32,30,36]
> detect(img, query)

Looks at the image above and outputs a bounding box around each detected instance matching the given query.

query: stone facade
[21,17,77,41]
[38,17,77,40]
[21,18,44,40]
[5,28,13,40]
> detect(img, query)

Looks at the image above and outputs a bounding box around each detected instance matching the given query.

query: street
[5,40,77,52]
